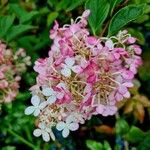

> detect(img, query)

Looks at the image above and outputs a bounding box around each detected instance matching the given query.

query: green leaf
[9,4,38,23]
[9,4,26,19]
[2,146,16,150]
[86,140,103,150]
[103,141,111,150]
[110,0,123,15]
[108,4,145,36]
[85,0,110,35]
[125,126,146,143]
[138,134,150,150]
[47,12,59,26]
[66,0,85,12]
[56,0,71,11]
[0,15,15,38]
[6,25,35,42]
[115,118,129,135]
[21,11,39,23]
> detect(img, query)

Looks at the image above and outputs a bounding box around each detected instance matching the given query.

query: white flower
[25,95,47,116]
[56,116,79,138]
[42,87,64,104]
[61,57,82,77]
[105,39,114,49]
[33,123,55,142]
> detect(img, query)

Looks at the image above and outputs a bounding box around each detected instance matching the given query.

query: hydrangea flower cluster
[25,10,142,142]
[0,40,31,104]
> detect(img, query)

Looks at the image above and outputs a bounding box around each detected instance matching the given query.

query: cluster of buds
[0,41,31,104]
[25,10,142,142]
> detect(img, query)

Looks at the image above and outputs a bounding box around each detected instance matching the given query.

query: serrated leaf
[6,25,35,42]
[0,15,15,38]
[86,140,103,150]
[85,0,110,35]
[108,4,145,36]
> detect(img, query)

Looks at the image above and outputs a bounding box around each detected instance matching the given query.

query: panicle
[25,10,142,141]
[0,41,31,104]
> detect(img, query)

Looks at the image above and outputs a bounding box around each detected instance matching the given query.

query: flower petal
[25,106,35,115]
[33,129,42,137]
[56,122,66,131]
[49,129,56,141]
[62,128,70,138]
[42,131,50,142]
[56,92,64,99]
[68,123,79,131]
[61,67,71,77]
[33,108,40,116]
[47,95,57,104]
[71,65,82,73]
[42,88,54,96]
[39,101,47,109]
[31,95,40,106]
[66,115,76,124]
[65,57,75,67]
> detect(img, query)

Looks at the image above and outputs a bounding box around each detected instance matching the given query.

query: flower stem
[7,129,36,149]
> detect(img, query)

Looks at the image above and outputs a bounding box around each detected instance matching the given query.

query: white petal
[42,131,50,142]
[71,65,82,73]
[49,130,56,141]
[68,123,79,131]
[57,82,67,90]
[56,122,66,131]
[62,128,70,138]
[46,128,56,141]
[105,39,114,49]
[25,106,35,115]
[42,88,54,96]
[65,57,75,67]
[47,95,57,104]
[66,115,76,124]
[31,95,40,106]
[33,108,40,116]
[38,122,46,129]
[61,67,71,77]
[33,129,42,137]
[39,101,47,109]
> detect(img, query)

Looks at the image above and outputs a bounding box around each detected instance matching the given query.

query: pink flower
[25,10,142,141]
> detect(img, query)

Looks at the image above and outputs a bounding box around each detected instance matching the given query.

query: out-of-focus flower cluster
[0,41,31,104]
[25,10,142,142]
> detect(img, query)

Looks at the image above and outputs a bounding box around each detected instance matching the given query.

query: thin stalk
[7,129,36,149]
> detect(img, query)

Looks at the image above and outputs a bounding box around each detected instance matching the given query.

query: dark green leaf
[6,25,35,42]
[110,0,123,15]
[9,4,38,23]
[85,0,110,35]
[66,0,85,12]
[0,15,15,38]
[108,4,145,36]
[125,126,146,143]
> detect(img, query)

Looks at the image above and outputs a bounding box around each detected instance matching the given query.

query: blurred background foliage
[0,0,150,150]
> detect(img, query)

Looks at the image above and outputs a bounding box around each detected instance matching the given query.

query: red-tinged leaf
[94,125,115,134]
